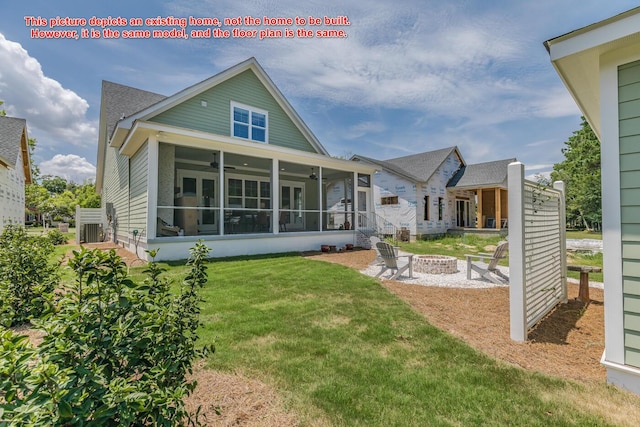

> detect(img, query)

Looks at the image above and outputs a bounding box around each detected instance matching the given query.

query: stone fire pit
[414,255,458,274]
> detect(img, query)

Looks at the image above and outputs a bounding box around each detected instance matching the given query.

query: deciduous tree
[550,117,601,230]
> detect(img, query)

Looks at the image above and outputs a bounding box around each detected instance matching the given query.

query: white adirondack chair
[465,241,509,284]
[375,241,414,280]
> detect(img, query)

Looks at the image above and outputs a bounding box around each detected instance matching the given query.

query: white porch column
[219,151,225,235]
[353,172,359,230]
[272,158,280,234]
[147,135,159,239]
[319,167,323,232]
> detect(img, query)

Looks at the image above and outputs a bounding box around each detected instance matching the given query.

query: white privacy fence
[508,162,567,342]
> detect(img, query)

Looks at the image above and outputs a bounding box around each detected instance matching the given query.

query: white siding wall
[0,151,27,229]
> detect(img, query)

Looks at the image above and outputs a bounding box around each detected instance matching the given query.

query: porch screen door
[281,182,304,230]
[177,170,217,232]
[200,178,216,232]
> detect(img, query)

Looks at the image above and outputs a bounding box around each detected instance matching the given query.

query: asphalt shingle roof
[102,81,168,139]
[447,158,516,188]
[354,147,460,183]
[0,116,26,166]
[385,147,459,182]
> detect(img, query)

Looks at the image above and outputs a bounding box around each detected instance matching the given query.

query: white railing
[509,162,567,342]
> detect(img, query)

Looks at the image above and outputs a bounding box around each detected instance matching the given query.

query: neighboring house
[0,116,32,230]
[448,157,515,230]
[96,57,375,260]
[352,147,514,238]
[545,6,640,394]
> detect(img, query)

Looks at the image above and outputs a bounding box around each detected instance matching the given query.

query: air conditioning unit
[84,223,102,243]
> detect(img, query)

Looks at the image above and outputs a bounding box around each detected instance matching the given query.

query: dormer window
[231,102,267,143]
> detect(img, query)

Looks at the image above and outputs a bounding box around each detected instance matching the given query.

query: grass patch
[567,251,603,282]
[191,252,631,426]
[566,230,602,240]
[397,234,508,266]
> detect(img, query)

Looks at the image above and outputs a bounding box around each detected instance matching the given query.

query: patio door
[200,178,216,232]
[456,199,470,227]
[280,181,304,230]
[177,170,217,232]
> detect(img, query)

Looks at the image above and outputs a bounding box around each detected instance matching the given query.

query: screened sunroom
[155,144,371,239]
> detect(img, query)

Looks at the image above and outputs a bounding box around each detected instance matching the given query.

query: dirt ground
[66,244,606,425]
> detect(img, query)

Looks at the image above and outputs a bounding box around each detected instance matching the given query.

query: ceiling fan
[309,167,318,180]
[210,153,235,170]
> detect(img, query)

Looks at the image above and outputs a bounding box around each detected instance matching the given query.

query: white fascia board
[546,8,640,138]
[547,8,640,61]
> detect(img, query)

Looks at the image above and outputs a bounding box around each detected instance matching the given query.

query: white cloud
[0,33,97,148]
[40,154,96,184]
[182,1,529,119]
[344,121,387,139]
[525,170,552,182]
[529,86,582,118]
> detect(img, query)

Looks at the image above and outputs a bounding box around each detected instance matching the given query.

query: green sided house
[96,57,375,260]
[545,6,640,394]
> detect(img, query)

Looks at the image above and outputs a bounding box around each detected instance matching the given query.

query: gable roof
[101,81,167,143]
[447,158,516,189]
[97,58,331,190]
[353,146,462,183]
[0,116,31,183]
[96,82,167,190]
[111,57,328,155]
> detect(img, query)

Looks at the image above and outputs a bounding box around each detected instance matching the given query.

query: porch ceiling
[173,145,362,179]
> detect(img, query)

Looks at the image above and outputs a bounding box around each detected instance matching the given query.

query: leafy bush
[46,228,68,245]
[0,225,60,327]
[0,242,212,425]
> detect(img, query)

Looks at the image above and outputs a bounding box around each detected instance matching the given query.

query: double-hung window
[231,102,268,143]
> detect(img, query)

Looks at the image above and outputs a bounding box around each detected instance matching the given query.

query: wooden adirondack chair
[465,241,509,284]
[375,241,414,280]
[369,236,384,264]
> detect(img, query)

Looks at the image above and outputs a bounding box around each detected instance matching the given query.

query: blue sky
[1,1,638,183]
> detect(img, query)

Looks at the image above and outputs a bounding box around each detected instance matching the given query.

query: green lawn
[566,230,603,240]
[397,234,506,259]
[136,251,633,426]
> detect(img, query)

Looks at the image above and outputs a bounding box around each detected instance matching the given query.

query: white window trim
[230,101,269,144]
[225,173,271,209]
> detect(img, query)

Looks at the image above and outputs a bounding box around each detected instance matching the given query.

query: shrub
[46,228,68,245]
[0,225,60,327]
[0,242,212,425]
